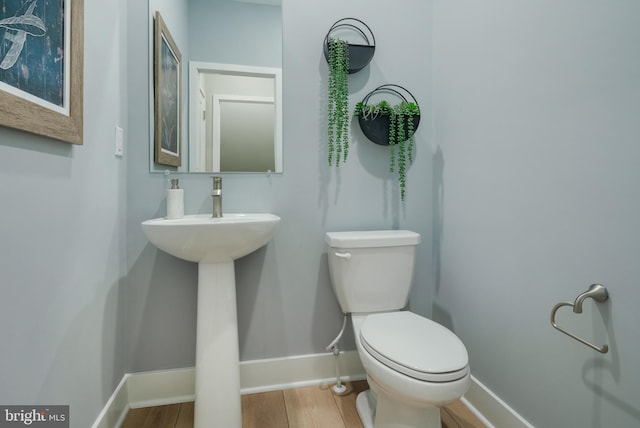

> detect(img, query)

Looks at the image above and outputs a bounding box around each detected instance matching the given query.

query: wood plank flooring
[121,380,485,428]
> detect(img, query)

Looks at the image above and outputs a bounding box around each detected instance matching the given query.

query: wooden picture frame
[153,11,182,167]
[0,0,84,145]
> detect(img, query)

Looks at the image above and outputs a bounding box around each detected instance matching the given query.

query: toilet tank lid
[326,230,421,248]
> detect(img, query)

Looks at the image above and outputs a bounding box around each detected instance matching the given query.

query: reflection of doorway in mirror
[195,87,207,171]
[213,95,276,172]
[188,62,282,173]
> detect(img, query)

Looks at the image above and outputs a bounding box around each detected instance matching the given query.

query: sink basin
[142,213,280,263]
[141,212,280,428]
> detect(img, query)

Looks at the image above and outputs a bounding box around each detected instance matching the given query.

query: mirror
[149,0,283,173]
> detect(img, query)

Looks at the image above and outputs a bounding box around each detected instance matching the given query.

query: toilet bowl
[352,312,470,427]
[326,230,471,428]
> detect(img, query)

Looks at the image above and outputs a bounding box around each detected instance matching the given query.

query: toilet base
[356,390,376,428]
[357,386,442,428]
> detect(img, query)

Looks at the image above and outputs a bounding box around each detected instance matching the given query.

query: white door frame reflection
[189,61,283,173]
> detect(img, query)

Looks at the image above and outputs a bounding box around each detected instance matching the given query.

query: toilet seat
[359,311,469,383]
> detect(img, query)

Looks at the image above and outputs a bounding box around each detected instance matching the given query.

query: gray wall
[126,0,434,371]
[431,1,640,427]
[0,2,128,427]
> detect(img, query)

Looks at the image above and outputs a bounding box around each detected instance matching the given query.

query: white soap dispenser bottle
[166,178,184,219]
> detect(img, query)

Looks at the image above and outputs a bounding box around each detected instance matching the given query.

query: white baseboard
[91,375,130,428]
[92,351,365,427]
[93,353,533,428]
[127,367,197,408]
[240,350,366,394]
[463,375,534,428]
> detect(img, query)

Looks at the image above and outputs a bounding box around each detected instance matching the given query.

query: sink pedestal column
[194,261,241,428]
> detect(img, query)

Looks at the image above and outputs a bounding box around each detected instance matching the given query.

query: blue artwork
[0,0,65,107]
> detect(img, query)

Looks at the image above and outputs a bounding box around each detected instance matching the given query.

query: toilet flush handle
[335,252,351,260]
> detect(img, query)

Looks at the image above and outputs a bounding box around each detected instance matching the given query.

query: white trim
[240,351,366,394]
[462,375,535,428]
[127,367,196,409]
[91,354,533,428]
[91,374,129,428]
[91,351,365,427]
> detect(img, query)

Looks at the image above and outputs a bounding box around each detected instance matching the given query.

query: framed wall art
[153,11,182,167]
[0,0,84,145]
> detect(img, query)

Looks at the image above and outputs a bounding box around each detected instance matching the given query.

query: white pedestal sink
[142,213,280,428]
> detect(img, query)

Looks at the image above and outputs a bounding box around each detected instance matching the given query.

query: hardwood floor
[121,381,485,428]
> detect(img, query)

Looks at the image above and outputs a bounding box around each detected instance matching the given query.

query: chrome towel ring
[550,284,609,354]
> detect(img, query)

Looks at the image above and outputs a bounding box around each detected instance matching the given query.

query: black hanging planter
[356,84,421,146]
[323,18,375,74]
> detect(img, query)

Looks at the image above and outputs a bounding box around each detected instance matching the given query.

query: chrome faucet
[211,176,222,218]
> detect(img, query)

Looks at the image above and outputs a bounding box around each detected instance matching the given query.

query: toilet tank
[326,230,421,313]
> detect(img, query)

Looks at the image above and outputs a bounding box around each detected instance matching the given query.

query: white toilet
[326,230,470,428]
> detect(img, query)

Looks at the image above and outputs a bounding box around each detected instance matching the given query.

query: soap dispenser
[166,178,184,219]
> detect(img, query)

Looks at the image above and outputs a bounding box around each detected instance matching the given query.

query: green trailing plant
[355,100,420,200]
[327,37,350,166]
